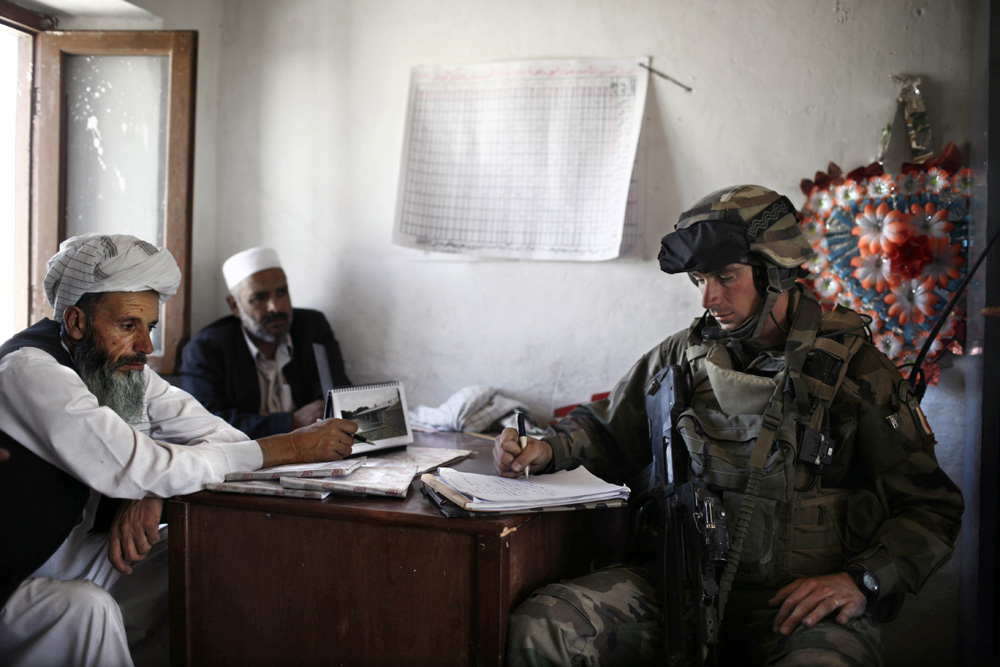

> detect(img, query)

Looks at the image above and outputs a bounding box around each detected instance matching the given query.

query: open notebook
[421,466,629,513]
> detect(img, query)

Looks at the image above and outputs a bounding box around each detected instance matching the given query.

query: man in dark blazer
[180,247,350,438]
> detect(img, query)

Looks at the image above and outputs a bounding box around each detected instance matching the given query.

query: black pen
[316,417,376,445]
[517,412,530,479]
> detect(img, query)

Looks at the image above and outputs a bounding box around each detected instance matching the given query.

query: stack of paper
[223,458,365,481]
[421,466,629,513]
[205,459,367,499]
[204,447,476,500]
[281,465,418,498]
[203,479,334,500]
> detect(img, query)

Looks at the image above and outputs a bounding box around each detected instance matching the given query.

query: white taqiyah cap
[222,247,282,290]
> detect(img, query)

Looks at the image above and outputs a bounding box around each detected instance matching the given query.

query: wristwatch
[845,565,880,607]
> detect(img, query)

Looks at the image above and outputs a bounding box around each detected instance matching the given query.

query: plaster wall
[170,0,973,423]
[121,0,973,423]
[49,1,975,663]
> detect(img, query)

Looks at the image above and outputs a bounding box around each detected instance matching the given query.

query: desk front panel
[169,432,630,665]
[172,501,483,665]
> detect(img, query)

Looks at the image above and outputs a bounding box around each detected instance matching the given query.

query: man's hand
[768,572,867,635]
[109,497,163,574]
[493,427,552,478]
[290,399,326,430]
[257,418,357,468]
[0,447,9,463]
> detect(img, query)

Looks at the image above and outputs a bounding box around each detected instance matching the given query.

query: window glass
[64,53,168,350]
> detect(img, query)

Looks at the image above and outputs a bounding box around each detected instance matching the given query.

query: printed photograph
[331,385,410,442]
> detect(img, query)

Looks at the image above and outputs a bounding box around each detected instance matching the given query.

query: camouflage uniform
[507,285,964,667]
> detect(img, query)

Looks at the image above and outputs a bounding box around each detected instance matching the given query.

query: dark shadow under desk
[168,430,629,666]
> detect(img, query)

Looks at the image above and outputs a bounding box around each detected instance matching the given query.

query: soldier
[493,185,964,666]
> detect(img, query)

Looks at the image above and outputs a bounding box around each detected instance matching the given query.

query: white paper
[281,465,419,498]
[366,446,474,474]
[224,458,365,481]
[437,466,629,510]
[393,57,648,261]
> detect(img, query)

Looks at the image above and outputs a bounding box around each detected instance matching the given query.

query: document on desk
[224,458,365,481]
[205,480,332,500]
[367,446,474,474]
[424,466,629,512]
[393,57,647,261]
[281,464,419,499]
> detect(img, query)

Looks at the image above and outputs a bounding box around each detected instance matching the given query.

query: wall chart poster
[393,57,649,261]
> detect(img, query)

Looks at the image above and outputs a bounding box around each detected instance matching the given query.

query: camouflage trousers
[505,564,883,667]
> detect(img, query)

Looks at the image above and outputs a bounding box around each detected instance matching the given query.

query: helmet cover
[658,184,814,274]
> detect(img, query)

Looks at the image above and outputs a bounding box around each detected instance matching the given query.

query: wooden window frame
[0,0,54,33]
[31,30,197,373]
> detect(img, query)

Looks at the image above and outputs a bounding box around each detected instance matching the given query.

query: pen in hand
[316,417,376,446]
[517,412,530,479]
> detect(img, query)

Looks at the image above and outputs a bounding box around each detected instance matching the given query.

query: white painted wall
[52,1,976,662]
[130,0,971,424]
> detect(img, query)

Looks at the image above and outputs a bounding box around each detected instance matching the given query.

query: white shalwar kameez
[0,345,262,667]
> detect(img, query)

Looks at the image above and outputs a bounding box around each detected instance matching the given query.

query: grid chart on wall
[393,58,648,261]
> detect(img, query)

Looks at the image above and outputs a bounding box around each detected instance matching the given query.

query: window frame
[31,30,197,373]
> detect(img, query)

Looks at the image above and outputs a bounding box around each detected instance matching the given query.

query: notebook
[325,381,413,455]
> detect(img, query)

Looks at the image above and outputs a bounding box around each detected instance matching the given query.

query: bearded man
[0,234,358,667]
[180,246,351,438]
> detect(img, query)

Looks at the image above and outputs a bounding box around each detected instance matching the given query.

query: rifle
[645,365,730,666]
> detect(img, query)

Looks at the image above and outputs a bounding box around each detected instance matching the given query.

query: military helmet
[659,185,814,342]
[658,184,814,275]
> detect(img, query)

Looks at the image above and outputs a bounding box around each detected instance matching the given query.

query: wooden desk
[168,431,628,666]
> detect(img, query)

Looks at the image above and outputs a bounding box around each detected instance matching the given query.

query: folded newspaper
[421,466,629,512]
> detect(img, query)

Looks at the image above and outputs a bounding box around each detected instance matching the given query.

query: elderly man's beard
[239,308,292,344]
[72,326,147,424]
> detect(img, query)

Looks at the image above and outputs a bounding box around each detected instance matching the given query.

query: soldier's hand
[493,427,552,478]
[108,497,163,574]
[257,418,357,468]
[768,572,866,635]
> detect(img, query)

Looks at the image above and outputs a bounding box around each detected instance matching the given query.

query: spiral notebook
[325,381,413,455]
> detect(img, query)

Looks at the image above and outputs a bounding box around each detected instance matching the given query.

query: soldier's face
[229,268,293,343]
[691,263,763,331]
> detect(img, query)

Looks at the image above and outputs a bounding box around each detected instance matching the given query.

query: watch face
[862,571,878,593]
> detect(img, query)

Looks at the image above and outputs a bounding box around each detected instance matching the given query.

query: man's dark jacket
[179,308,350,439]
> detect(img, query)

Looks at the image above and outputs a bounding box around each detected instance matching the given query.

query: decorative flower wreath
[798,141,971,386]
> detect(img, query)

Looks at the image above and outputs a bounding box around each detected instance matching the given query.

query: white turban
[44,233,182,322]
[222,247,282,291]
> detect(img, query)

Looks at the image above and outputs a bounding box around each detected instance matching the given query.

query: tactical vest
[673,292,875,588]
[0,320,122,606]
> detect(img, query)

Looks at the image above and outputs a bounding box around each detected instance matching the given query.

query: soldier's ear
[63,306,87,341]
